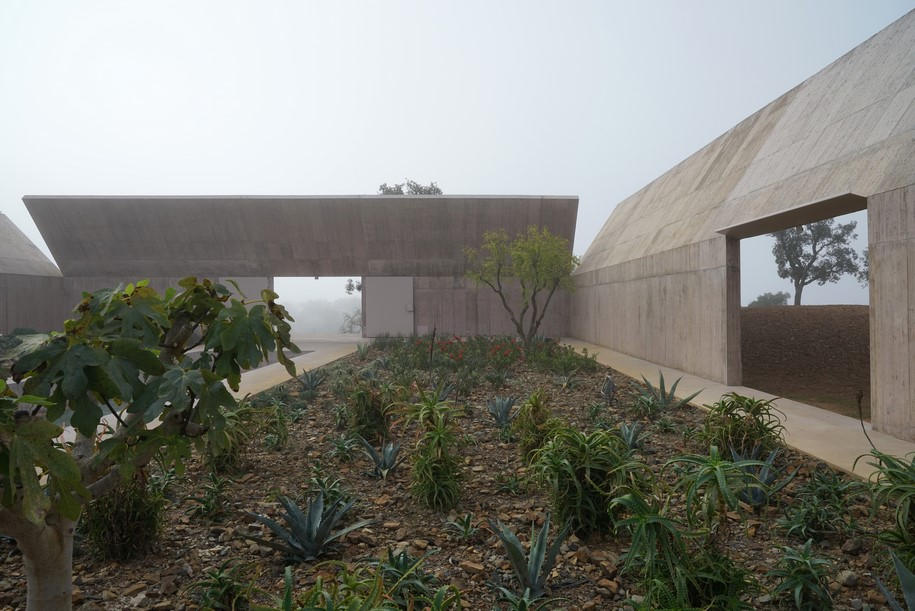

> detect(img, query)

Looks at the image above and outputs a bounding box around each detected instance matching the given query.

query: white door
[363,277,414,337]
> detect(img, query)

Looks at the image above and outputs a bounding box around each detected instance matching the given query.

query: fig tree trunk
[15,517,75,611]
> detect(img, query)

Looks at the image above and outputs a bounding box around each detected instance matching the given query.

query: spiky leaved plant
[297,368,327,401]
[876,551,915,611]
[730,447,797,511]
[357,436,403,480]
[701,392,786,455]
[488,512,570,601]
[630,370,701,418]
[618,422,646,450]
[487,396,518,429]
[767,539,833,610]
[666,445,764,539]
[533,427,649,536]
[243,493,371,563]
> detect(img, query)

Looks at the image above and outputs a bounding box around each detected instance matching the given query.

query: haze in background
[2,1,910,318]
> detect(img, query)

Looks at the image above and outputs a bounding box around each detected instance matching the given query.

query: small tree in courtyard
[0,278,298,611]
[465,226,578,347]
[770,218,861,305]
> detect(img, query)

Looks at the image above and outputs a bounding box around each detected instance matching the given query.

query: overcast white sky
[2,1,912,305]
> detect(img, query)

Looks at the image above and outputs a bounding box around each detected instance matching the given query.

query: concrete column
[869,184,915,440]
[725,237,742,385]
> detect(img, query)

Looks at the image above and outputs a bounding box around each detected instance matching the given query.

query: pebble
[458,560,485,574]
[839,569,859,587]
[842,538,863,555]
[123,582,146,597]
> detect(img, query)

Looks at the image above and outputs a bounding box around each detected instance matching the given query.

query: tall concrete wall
[414,276,569,339]
[0,275,271,333]
[869,184,915,439]
[571,237,739,382]
[573,10,915,400]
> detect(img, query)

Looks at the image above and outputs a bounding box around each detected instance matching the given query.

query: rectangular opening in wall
[736,207,870,420]
[272,276,362,339]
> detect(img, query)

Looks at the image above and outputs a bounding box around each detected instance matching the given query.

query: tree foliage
[748,291,790,307]
[0,278,298,610]
[465,226,578,346]
[378,179,443,195]
[769,219,861,305]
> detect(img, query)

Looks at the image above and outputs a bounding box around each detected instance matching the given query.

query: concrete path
[232,337,363,398]
[562,338,915,478]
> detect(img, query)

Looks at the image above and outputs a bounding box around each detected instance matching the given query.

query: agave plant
[730,447,797,510]
[488,396,518,429]
[618,422,646,450]
[876,551,915,611]
[297,368,327,400]
[487,513,570,600]
[631,370,701,418]
[358,436,404,479]
[243,493,371,563]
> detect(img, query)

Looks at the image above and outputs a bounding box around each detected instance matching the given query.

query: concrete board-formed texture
[4,196,577,338]
[24,196,578,278]
[572,10,915,438]
[0,214,60,277]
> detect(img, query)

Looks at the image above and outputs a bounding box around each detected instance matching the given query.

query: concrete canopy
[0,214,60,277]
[24,195,578,278]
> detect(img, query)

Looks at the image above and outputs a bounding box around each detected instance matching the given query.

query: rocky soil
[0,346,901,610]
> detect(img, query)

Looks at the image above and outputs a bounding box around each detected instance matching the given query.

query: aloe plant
[487,396,518,429]
[666,445,765,536]
[488,513,570,600]
[243,493,371,563]
[358,436,403,479]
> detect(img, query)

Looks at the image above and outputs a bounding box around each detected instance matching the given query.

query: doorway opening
[725,195,870,419]
[272,276,362,339]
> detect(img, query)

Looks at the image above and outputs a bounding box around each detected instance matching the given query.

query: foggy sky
[2,1,911,306]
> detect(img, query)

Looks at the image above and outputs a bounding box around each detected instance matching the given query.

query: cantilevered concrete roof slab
[0,213,61,276]
[24,195,578,277]
[578,9,915,273]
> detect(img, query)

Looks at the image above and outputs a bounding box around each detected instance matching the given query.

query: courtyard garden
[2,331,913,610]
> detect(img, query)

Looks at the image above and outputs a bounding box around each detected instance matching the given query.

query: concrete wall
[869,184,915,439]
[0,275,271,333]
[571,237,739,382]
[571,10,915,433]
[25,196,578,278]
[415,276,569,339]
[363,276,414,337]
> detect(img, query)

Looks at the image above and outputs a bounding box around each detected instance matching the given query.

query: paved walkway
[232,337,364,398]
[562,338,915,478]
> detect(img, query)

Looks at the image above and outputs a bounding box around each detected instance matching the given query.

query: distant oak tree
[465,226,578,347]
[378,179,443,195]
[769,219,861,305]
[748,291,790,307]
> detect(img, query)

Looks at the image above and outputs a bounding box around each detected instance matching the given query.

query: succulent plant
[488,512,570,600]
[618,422,646,450]
[243,493,371,563]
[358,436,403,479]
[487,396,518,429]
